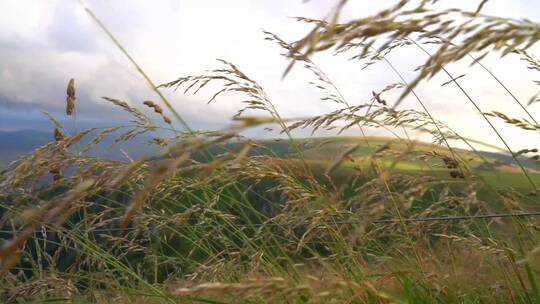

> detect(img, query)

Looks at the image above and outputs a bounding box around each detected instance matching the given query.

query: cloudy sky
[0,0,539,152]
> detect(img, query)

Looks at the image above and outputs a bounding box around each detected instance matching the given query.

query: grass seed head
[66,78,76,115]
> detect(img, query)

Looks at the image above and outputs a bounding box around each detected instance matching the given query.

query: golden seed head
[153,104,163,114]
[66,78,76,116]
[54,128,65,142]
[143,100,155,107]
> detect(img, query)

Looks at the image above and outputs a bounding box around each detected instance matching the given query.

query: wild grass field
[1,1,540,303]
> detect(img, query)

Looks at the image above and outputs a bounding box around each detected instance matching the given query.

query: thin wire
[373,211,540,223]
[1,211,539,234]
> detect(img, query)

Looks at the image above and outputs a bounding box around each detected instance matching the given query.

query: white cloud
[0,0,538,153]
[0,0,58,40]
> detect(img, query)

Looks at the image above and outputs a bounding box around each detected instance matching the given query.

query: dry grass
[1,0,540,303]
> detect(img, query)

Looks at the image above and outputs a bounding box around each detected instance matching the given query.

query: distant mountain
[0,129,51,149]
[477,150,540,171]
[0,130,52,167]
[0,129,161,167]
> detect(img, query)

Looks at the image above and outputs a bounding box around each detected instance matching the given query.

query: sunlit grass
[1,0,540,303]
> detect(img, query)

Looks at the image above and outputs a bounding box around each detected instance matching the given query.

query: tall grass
[1,0,540,303]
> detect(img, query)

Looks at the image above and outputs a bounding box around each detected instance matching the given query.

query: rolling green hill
[2,131,538,193]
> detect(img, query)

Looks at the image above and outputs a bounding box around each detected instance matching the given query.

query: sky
[0,0,539,152]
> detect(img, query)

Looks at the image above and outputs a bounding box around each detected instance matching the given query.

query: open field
[256,136,540,192]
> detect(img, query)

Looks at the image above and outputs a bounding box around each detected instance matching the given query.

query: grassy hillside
[249,137,540,193]
[4,132,538,302]
[258,136,540,170]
